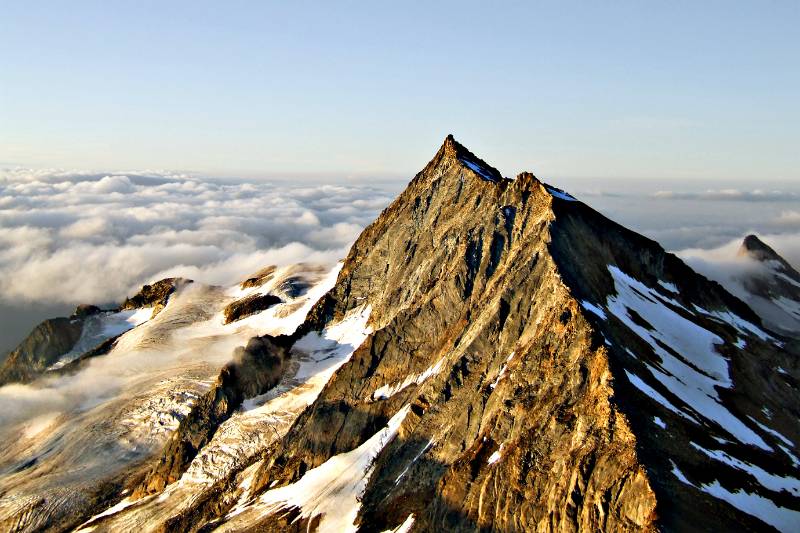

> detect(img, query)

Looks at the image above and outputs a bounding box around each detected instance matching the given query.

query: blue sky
[1,1,798,181]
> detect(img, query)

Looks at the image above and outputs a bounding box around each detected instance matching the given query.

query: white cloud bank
[0,169,393,306]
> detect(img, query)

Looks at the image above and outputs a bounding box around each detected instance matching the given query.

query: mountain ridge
[208,136,798,532]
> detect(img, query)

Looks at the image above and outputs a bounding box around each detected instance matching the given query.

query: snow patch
[774,295,800,320]
[775,271,800,289]
[653,416,667,429]
[489,363,509,390]
[579,300,607,319]
[624,370,700,424]
[692,304,772,342]
[222,263,343,336]
[779,445,800,469]
[75,497,137,531]
[671,461,693,485]
[747,416,795,448]
[394,439,435,485]
[102,307,154,336]
[673,458,800,532]
[691,442,800,496]
[253,405,411,532]
[608,266,770,450]
[382,514,415,533]
[545,185,576,202]
[487,443,504,464]
[658,280,679,294]
[700,480,800,532]
[460,159,497,182]
[372,358,445,401]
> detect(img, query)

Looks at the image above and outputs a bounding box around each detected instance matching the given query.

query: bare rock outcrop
[223,293,282,324]
[120,277,190,317]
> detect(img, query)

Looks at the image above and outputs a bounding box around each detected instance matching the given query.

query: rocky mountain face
[119,278,187,317]
[198,136,796,533]
[1,137,798,533]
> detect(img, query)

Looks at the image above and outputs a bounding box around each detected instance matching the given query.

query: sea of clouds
[2,169,799,352]
[0,169,400,353]
[0,169,394,305]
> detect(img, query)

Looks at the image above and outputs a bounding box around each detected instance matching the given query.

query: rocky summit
[1,137,798,533]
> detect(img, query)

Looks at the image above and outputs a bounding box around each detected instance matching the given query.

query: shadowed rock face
[0,317,84,385]
[133,335,293,498]
[0,278,188,387]
[739,235,794,269]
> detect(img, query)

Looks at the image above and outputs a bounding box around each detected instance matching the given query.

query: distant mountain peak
[738,233,800,280]
[738,234,784,263]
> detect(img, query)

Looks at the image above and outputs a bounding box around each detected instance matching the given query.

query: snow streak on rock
[50,307,154,369]
[250,405,411,533]
[371,358,445,401]
[606,265,771,450]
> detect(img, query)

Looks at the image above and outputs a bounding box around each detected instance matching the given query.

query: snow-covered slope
[0,264,340,532]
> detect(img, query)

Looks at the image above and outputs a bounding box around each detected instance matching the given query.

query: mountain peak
[735,235,800,335]
[738,234,784,263]
[432,134,505,183]
[242,138,796,533]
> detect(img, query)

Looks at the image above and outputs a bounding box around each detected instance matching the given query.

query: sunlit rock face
[1,138,798,533]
